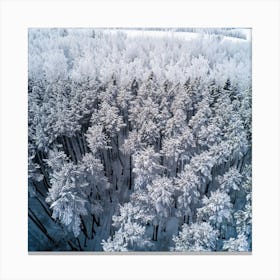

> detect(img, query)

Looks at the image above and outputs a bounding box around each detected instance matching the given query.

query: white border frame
[1,0,279,279]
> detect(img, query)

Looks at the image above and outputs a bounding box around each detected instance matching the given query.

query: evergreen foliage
[28,28,252,251]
